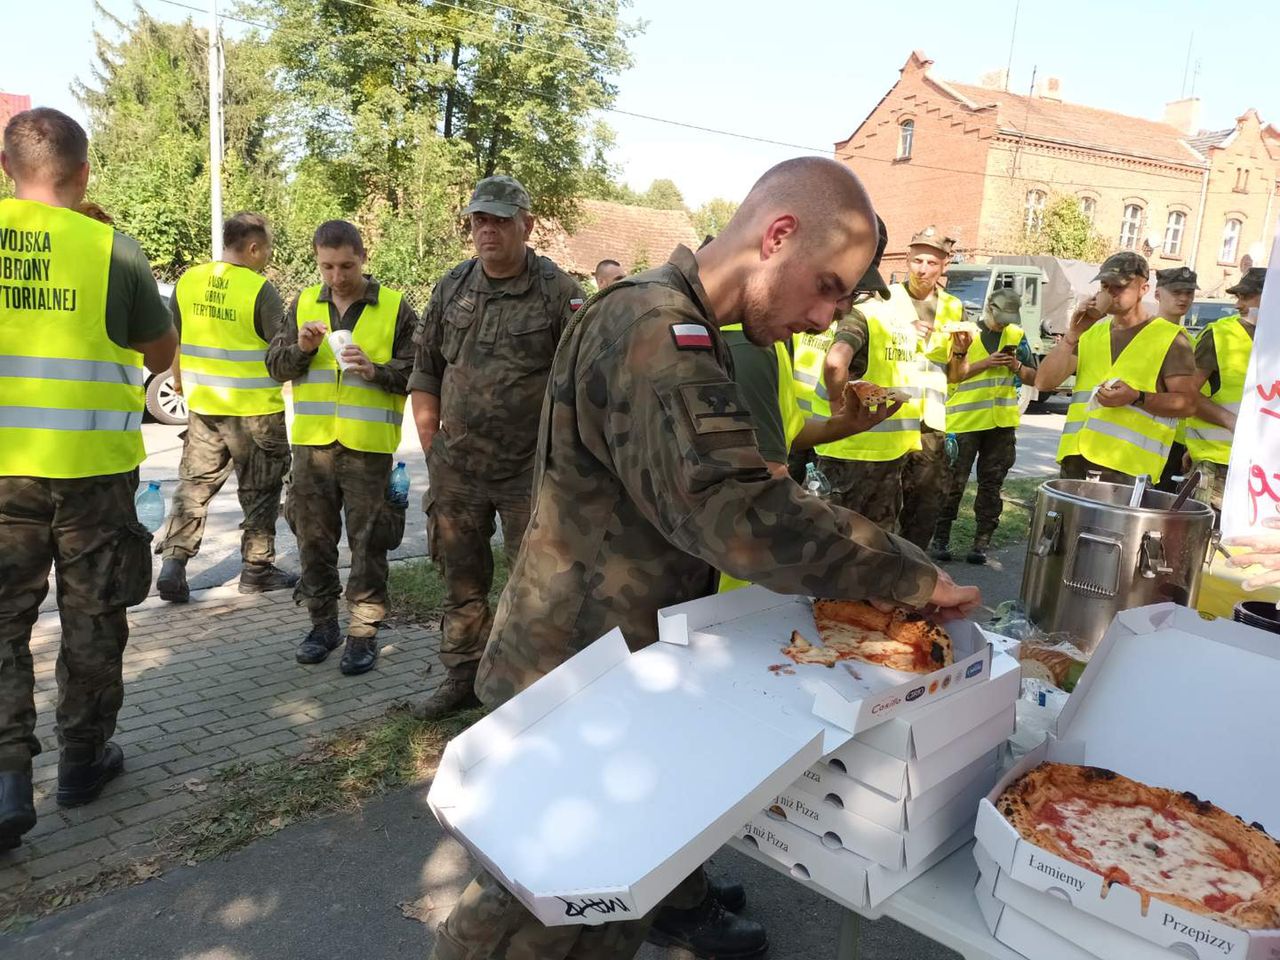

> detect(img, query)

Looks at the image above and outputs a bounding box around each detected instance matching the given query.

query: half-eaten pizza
[847,380,911,410]
[780,600,952,674]
[997,762,1280,929]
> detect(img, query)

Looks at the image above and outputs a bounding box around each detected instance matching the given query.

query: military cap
[988,287,1023,326]
[1093,251,1149,283]
[1155,266,1198,291]
[856,214,891,300]
[462,175,532,218]
[908,225,955,257]
[1226,267,1268,297]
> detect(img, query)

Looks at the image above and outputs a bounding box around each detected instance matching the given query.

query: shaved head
[699,157,879,346]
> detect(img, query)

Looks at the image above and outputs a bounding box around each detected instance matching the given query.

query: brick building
[534,198,699,282]
[0,92,32,132]
[837,52,1279,295]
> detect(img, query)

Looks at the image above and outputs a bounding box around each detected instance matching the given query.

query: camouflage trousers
[1059,455,1137,485]
[285,444,400,639]
[430,867,707,960]
[898,429,948,549]
[816,454,906,531]
[0,471,152,774]
[935,426,1018,545]
[424,464,533,681]
[159,410,289,565]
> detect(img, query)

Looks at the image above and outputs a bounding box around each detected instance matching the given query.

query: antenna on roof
[1180,32,1194,99]
[1190,58,1201,98]
[1004,0,1020,92]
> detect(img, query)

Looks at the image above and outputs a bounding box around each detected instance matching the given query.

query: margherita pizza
[997,763,1280,929]
[848,380,910,410]
[779,600,953,674]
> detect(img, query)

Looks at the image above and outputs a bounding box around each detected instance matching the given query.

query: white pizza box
[427,628,823,927]
[655,586,993,738]
[770,750,999,869]
[973,844,1183,960]
[972,864,1107,960]
[728,807,973,910]
[974,602,1280,960]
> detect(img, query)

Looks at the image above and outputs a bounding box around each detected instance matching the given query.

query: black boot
[966,536,990,565]
[238,563,299,595]
[56,742,124,808]
[0,771,36,851]
[296,619,342,664]
[339,636,379,676]
[647,890,768,958]
[708,875,746,913]
[156,557,190,603]
[929,539,952,562]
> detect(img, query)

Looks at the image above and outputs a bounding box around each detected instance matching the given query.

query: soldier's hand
[341,344,377,381]
[950,330,973,355]
[1095,379,1139,408]
[924,568,982,621]
[827,395,903,440]
[824,342,855,415]
[986,352,1017,368]
[299,321,328,353]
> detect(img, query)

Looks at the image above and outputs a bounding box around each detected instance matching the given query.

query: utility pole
[208,0,223,260]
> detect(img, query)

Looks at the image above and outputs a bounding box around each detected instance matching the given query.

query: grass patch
[387,550,509,626]
[946,476,1044,549]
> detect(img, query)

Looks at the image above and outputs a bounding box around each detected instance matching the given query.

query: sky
[6,0,1280,208]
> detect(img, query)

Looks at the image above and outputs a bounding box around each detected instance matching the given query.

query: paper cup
[327,329,355,370]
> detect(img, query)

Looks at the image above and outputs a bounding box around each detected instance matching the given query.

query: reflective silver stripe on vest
[0,406,143,431]
[953,378,1001,394]
[183,371,278,390]
[947,397,1021,414]
[796,398,814,414]
[1081,419,1169,456]
[293,401,335,416]
[1221,402,1242,413]
[0,356,143,387]
[1071,390,1092,404]
[336,404,401,425]
[793,369,819,387]
[294,369,337,386]
[870,417,922,433]
[1187,426,1234,443]
[1062,420,1084,436]
[181,344,268,362]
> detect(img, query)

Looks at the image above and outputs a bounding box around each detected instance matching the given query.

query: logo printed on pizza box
[941,674,952,690]
[802,768,821,784]
[928,680,939,695]
[871,695,901,715]
[965,660,984,679]
[905,685,926,702]
[1160,914,1235,955]
[1027,851,1086,892]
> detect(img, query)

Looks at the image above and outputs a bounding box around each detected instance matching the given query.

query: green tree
[640,178,685,210]
[1018,193,1111,261]
[692,197,738,240]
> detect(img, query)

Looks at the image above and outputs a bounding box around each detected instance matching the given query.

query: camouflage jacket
[409,248,584,480]
[475,245,939,707]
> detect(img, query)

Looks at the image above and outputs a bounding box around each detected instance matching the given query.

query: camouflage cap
[1093,251,1149,284]
[908,225,955,257]
[463,175,531,218]
[856,214,891,300]
[1155,266,1198,291]
[988,287,1023,326]
[1226,267,1268,297]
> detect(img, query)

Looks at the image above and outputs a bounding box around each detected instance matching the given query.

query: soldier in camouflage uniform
[266,221,417,675]
[408,177,584,721]
[428,158,981,960]
[0,108,177,847]
[155,212,297,602]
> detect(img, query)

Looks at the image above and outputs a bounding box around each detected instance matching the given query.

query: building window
[1118,204,1144,250]
[1163,211,1186,257]
[1220,218,1243,264]
[1078,196,1096,224]
[1025,189,1047,233]
[897,120,914,159]
[1234,168,1250,193]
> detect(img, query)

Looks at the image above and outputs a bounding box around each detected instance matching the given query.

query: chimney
[1163,97,1202,136]
[1034,76,1063,101]
[978,69,1008,91]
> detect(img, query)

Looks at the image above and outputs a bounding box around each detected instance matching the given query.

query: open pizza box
[729,806,974,910]
[973,603,1280,960]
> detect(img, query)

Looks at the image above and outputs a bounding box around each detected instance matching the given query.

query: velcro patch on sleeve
[670,322,713,350]
[677,382,755,435]
[569,298,584,312]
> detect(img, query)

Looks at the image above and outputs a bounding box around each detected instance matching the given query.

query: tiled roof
[534,199,699,277]
[946,81,1204,166]
[0,92,32,130]
[1186,128,1234,156]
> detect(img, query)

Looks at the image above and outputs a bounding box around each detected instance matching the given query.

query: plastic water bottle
[803,462,831,498]
[944,433,960,466]
[135,481,166,533]
[387,462,410,508]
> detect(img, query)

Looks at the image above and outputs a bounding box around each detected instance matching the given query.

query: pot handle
[1033,510,1061,558]
[1139,531,1174,579]
[1064,531,1122,597]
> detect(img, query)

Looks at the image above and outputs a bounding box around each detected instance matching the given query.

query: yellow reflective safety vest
[291,284,406,453]
[947,324,1024,433]
[1185,314,1250,465]
[176,261,281,416]
[913,287,962,432]
[0,198,145,478]
[1057,318,1181,477]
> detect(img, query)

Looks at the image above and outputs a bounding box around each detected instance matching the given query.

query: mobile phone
[1000,345,1017,356]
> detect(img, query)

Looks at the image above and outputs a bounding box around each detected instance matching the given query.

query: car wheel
[146,371,188,425]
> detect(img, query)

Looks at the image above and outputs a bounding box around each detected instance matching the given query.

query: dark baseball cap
[988,288,1023,326]
[1226,267,1268,297]
[462,175,531,218]
[909,225,955,257]
[1155,266,1198,292]
[855,215,891,300]
[1093,251,1149,284]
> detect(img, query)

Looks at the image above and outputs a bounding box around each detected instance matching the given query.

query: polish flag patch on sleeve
[670,322,713,350]
[569,298,584,311]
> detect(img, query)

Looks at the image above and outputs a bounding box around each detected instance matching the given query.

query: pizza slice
[780,629,840,667]
[812,600,952,674]
[847,381,911,410]
[997,762,1280,930]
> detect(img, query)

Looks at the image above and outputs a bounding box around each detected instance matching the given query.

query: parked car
[143,281,187,425]
[1183,299,1238,339]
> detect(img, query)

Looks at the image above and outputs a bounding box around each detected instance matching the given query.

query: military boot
[410,674,481,721]
[647,890,768,958]
[156,557,190,603]
[709,875,746,913]
[966,535,991,565]
[929,539,953,562]
[56,742,124,808]
[238,563,299,595]
[0,771,36,851]
[296,619,342,664]
[339,636,379,676]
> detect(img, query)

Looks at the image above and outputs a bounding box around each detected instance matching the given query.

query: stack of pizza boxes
[703,594,1021,911]
[972,603,1280,960]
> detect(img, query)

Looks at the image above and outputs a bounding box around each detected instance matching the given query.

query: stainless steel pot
[1020,479,1215,654]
